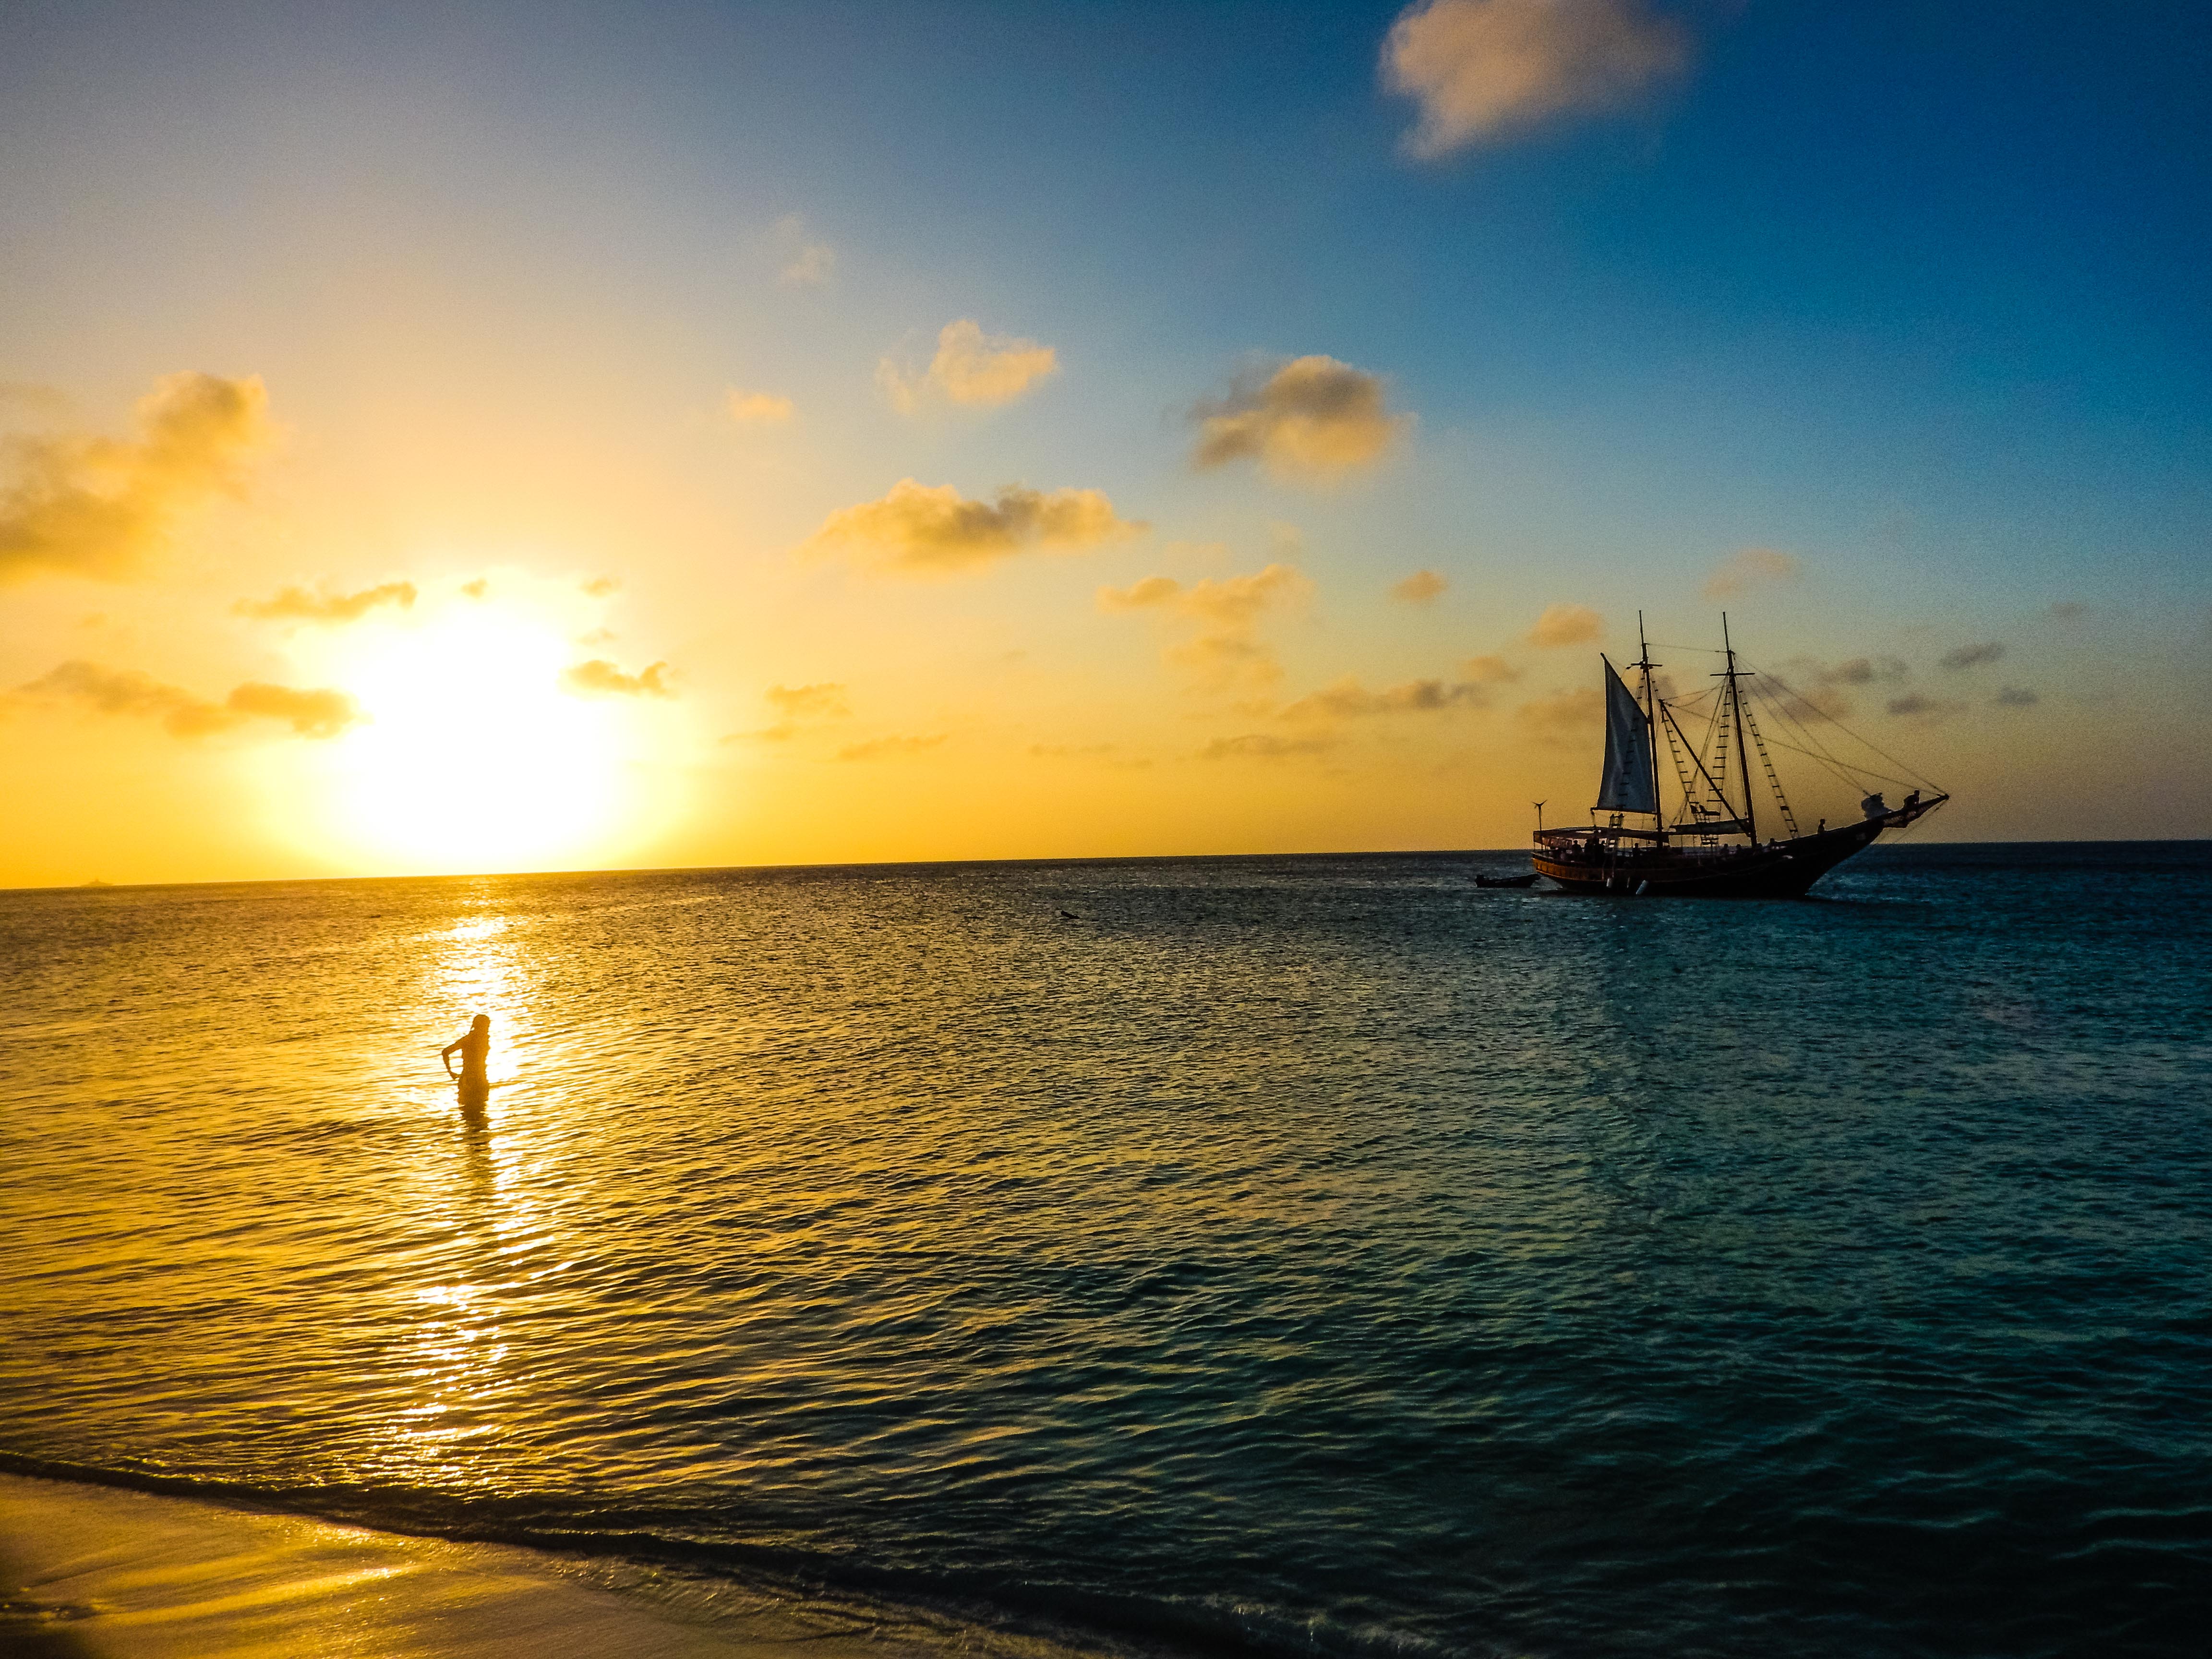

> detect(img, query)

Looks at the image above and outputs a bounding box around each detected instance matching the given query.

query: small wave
[0,1452,1493,1659]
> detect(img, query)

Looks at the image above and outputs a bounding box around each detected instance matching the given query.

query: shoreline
[0,1472,887,1659]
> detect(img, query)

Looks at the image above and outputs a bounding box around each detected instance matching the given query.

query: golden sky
[3,3,2206,886]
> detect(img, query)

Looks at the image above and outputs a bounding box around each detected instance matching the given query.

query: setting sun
[269,586,677,874]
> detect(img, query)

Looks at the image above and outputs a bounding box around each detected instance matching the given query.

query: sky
[2,0,2207,886]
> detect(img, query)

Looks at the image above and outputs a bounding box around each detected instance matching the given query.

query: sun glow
[277,590,676,874]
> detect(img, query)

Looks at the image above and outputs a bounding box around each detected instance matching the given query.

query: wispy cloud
[1994,686,2039,707]
[561,659,673,697]
[1,372,274,584]
[838,733,947,761]
[1278,673,1500,721]
[1767,653,1909,719]
[727,389,795,426]
[766,682,849,719]
[1939,640,2005,671]
[233,581,417,624]
[1391,569,1449,604]
[774,215,836,287]
[1702,546,1801,600]
[1887,693,1964,720]
[1823,656,1907,685]
[724,681,852,745]
[11,659,360,738]
[1382,0,1689,158]
[1516,684,1602,739]
[1099,562,1312,694]
[879,320,1059,413]
[1191,357,1408,483]
[1029,741,1148,769]
[1525,602,1602,647]
[807,479,1144,577]
[1770,654,1908,720]
[1200,732,1337,762]
[223,683,363,737]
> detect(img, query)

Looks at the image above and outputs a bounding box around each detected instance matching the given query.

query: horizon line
[9,836,2208,897]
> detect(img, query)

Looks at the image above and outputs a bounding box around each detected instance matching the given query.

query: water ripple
[3,845,2210,1658]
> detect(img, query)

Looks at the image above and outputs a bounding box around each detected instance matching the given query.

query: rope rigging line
[1744,680,1877,792]
[1750,679,1912,799]
[1737,692,1800,838]
[1701,686,1733,816]
[1756,735,1930,793]
[1658,697,1698,813]
[1752,667,1947,793]
[1659,698,1745,833]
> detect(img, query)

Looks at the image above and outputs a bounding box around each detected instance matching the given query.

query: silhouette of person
[441,1015,492,1100]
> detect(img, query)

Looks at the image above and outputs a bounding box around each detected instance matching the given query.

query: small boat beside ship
[1532,618,1948,898]
[1474,871,1540,888]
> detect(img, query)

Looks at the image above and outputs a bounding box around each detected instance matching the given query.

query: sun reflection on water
[370,905,566,1493]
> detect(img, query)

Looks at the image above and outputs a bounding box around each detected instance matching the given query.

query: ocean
[3,843,2208,1658]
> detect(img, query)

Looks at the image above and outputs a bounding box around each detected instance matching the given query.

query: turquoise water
[2,845,2208,1657]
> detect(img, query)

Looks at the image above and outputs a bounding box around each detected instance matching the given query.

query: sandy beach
[0,1473,819,1659]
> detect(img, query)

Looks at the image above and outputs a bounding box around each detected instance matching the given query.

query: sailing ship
[1532,618,1948,897]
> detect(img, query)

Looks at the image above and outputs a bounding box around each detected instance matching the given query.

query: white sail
[1594,657,1658,816]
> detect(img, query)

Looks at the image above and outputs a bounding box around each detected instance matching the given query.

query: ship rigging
[1532,617,1948,897]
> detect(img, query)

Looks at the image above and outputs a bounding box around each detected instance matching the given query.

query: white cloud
[1382,0,1689,158]
[1200,732,1337,762]
[1278,675,1495,721]
[807,479,1144,577]
[838,733,947,761]
[1525,602,1602,647]
[728,389,795,425]
[1939,641,2005,672]
[766,682,850,719]
[1191,356,1409,482]
[773,215,836,287]
[878,319,1059,413]
[1703,545,1801,600]
[561,659,673,697]
[11,659,360,738]
[234,581,416,623]
[1098,562,1312,694]
[1,372,275,584]
[1516,684,1602,739]
[1392,569,1449,604]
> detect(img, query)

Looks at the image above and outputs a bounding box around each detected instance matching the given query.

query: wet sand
[0,1473,772,1659]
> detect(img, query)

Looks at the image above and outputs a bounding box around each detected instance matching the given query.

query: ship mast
[1720,613,1755,843]
[1633,611,1666,843]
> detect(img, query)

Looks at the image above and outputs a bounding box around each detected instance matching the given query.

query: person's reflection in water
[441,1014,492,1109]
[458,1093,495,1189]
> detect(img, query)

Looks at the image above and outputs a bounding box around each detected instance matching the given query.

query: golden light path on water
[384,907,556,1493]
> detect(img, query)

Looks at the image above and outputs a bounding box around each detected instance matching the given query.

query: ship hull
[1534,805,1932,899]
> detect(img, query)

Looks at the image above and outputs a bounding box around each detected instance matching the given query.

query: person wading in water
[441,1014,492,1100]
